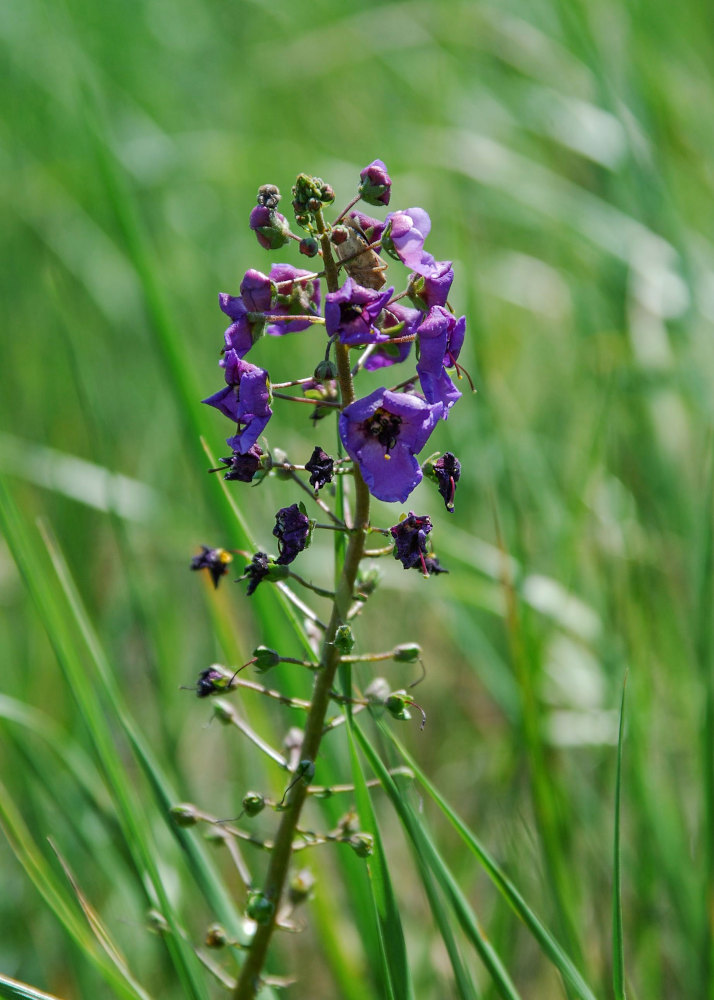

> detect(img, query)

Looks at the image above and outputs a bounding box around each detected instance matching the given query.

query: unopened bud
[242,791,265,817]
[385,690,411,722]
[393,643,421,663]
[330,225,348,246]
[313,359,338,382]
[358,159,392,207]
[245,890,275,925]
[249,205,291,250]
[257,184,280,209]
[171,803,199,827]
[205,923,228,948]
[349,833,374,858]
[253,646,280,672]
[299,236,320,258]
[334,624,355,654]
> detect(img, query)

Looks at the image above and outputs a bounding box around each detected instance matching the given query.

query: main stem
[232,211,371,1000]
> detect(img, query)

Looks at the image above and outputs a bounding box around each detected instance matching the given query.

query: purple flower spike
[202,350,272,452]
[416,306,467,414]
[363,302,421,372]
[385,208,441,277]
[359,159,392,206]
[390,512,433,572]
[338,388,442,503]
[249,204,291,250]
[408,261,454,311]
[325,277,394,347]
[273,503,311,565]
[267,264,321,336]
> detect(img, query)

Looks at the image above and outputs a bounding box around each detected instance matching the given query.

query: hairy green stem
[232,208,371,1000]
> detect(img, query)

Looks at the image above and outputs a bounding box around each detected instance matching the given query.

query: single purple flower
[416,306,467,414]
[363,302,420,371]
[305,447,334,490]
[390,512,433,571]
[358,159,392,206]
[190,546,233,589]
[202,350,272,452]
[430,452,461,512]
[408,261,454,311]
[338,388,442,503]
[220,269,273,357]
[266,264,321,336]
[384,208,441,277]
[273,503,311,565]
[325,277,394,346]
[249,204,291,250]
[208,443,264,483]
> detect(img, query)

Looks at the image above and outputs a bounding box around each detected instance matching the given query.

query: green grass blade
[612,677,627,1000]
[344,717,413,1000]
[0,975,64,1000]
[380,727,599,1000]
[354,724,523,1000]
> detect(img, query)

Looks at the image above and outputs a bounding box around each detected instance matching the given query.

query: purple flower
[202,350,272,452]
[209,443,264,483]
[220,269,273,357]
[305,447,334,490]
[249,204,291,250]
[325,277,394,346]
[266,264,321,336]
[273,503,311,565]
[416,306,466,414]
[384,208,441,277]
[338,388,441,503]
[346,211,387,246]
[190,546,233,589]
[358,159,392,206]
[408,261,454,311]
[363,302,420,371]
[390,512,432,571]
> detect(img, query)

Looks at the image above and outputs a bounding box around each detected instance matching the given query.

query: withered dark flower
[305,446,334,490]
[190,546,233,588]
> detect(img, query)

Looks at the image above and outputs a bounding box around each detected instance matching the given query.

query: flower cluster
[201,161,467,512]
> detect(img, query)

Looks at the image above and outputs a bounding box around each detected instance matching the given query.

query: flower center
[362,408,402,452]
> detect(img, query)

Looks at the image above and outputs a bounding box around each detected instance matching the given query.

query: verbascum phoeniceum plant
[183,161,468,998]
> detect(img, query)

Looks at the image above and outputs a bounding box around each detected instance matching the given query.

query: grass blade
[612,677,627,1000]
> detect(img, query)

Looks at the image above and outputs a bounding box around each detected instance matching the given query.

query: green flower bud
[385,690,411,721]
[349,833,374,858]
[313,359,338,382]
[393,643,421,663]
[171,803,199,827]
[253,646,280,672]
[242,791,265,817]
[334,624,355,654]
[205,923,228,948]
[246,890,275,925]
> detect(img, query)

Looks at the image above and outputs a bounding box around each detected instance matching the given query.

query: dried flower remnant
[273,504,311,565]
[209,443,264,482]
[390,513,433,573]
[190,546,233,588]
[305,447,334,490]
[430,452,461,512]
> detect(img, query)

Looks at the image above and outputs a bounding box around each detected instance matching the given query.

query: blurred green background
[2,0,714,997]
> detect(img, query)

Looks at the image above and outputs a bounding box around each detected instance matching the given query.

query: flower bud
[299,236,320,258]
[393,643,421,663]
[171,803,199,827]
[253,646,280,672]
[349,833,374,858]
[242,791,265,817]
[365,677,390,704]
[330,225,348,246]
[249,205,291,250]
[289,868,316,905]
[358,159,392,207]
[334,624,355,654]
[245,890,275,925]
[385,689,412,722]
[313,359,338,382]
[205,923,228,948]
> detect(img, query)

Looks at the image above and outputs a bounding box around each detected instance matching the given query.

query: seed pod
[171,803,199,827]
[246,890,275,925]
[205,923,228,948]
[334,624,355,654]
[393,643,421,663]
[242,791,266,817]
[349,832,374,858]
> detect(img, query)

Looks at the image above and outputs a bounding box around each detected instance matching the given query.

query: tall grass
[1,0,713,996]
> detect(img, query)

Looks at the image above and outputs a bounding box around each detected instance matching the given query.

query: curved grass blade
[379,726,599,1000]
[0,975,64,1000]
[354,724,522,1000]
[612,677,627,1000]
